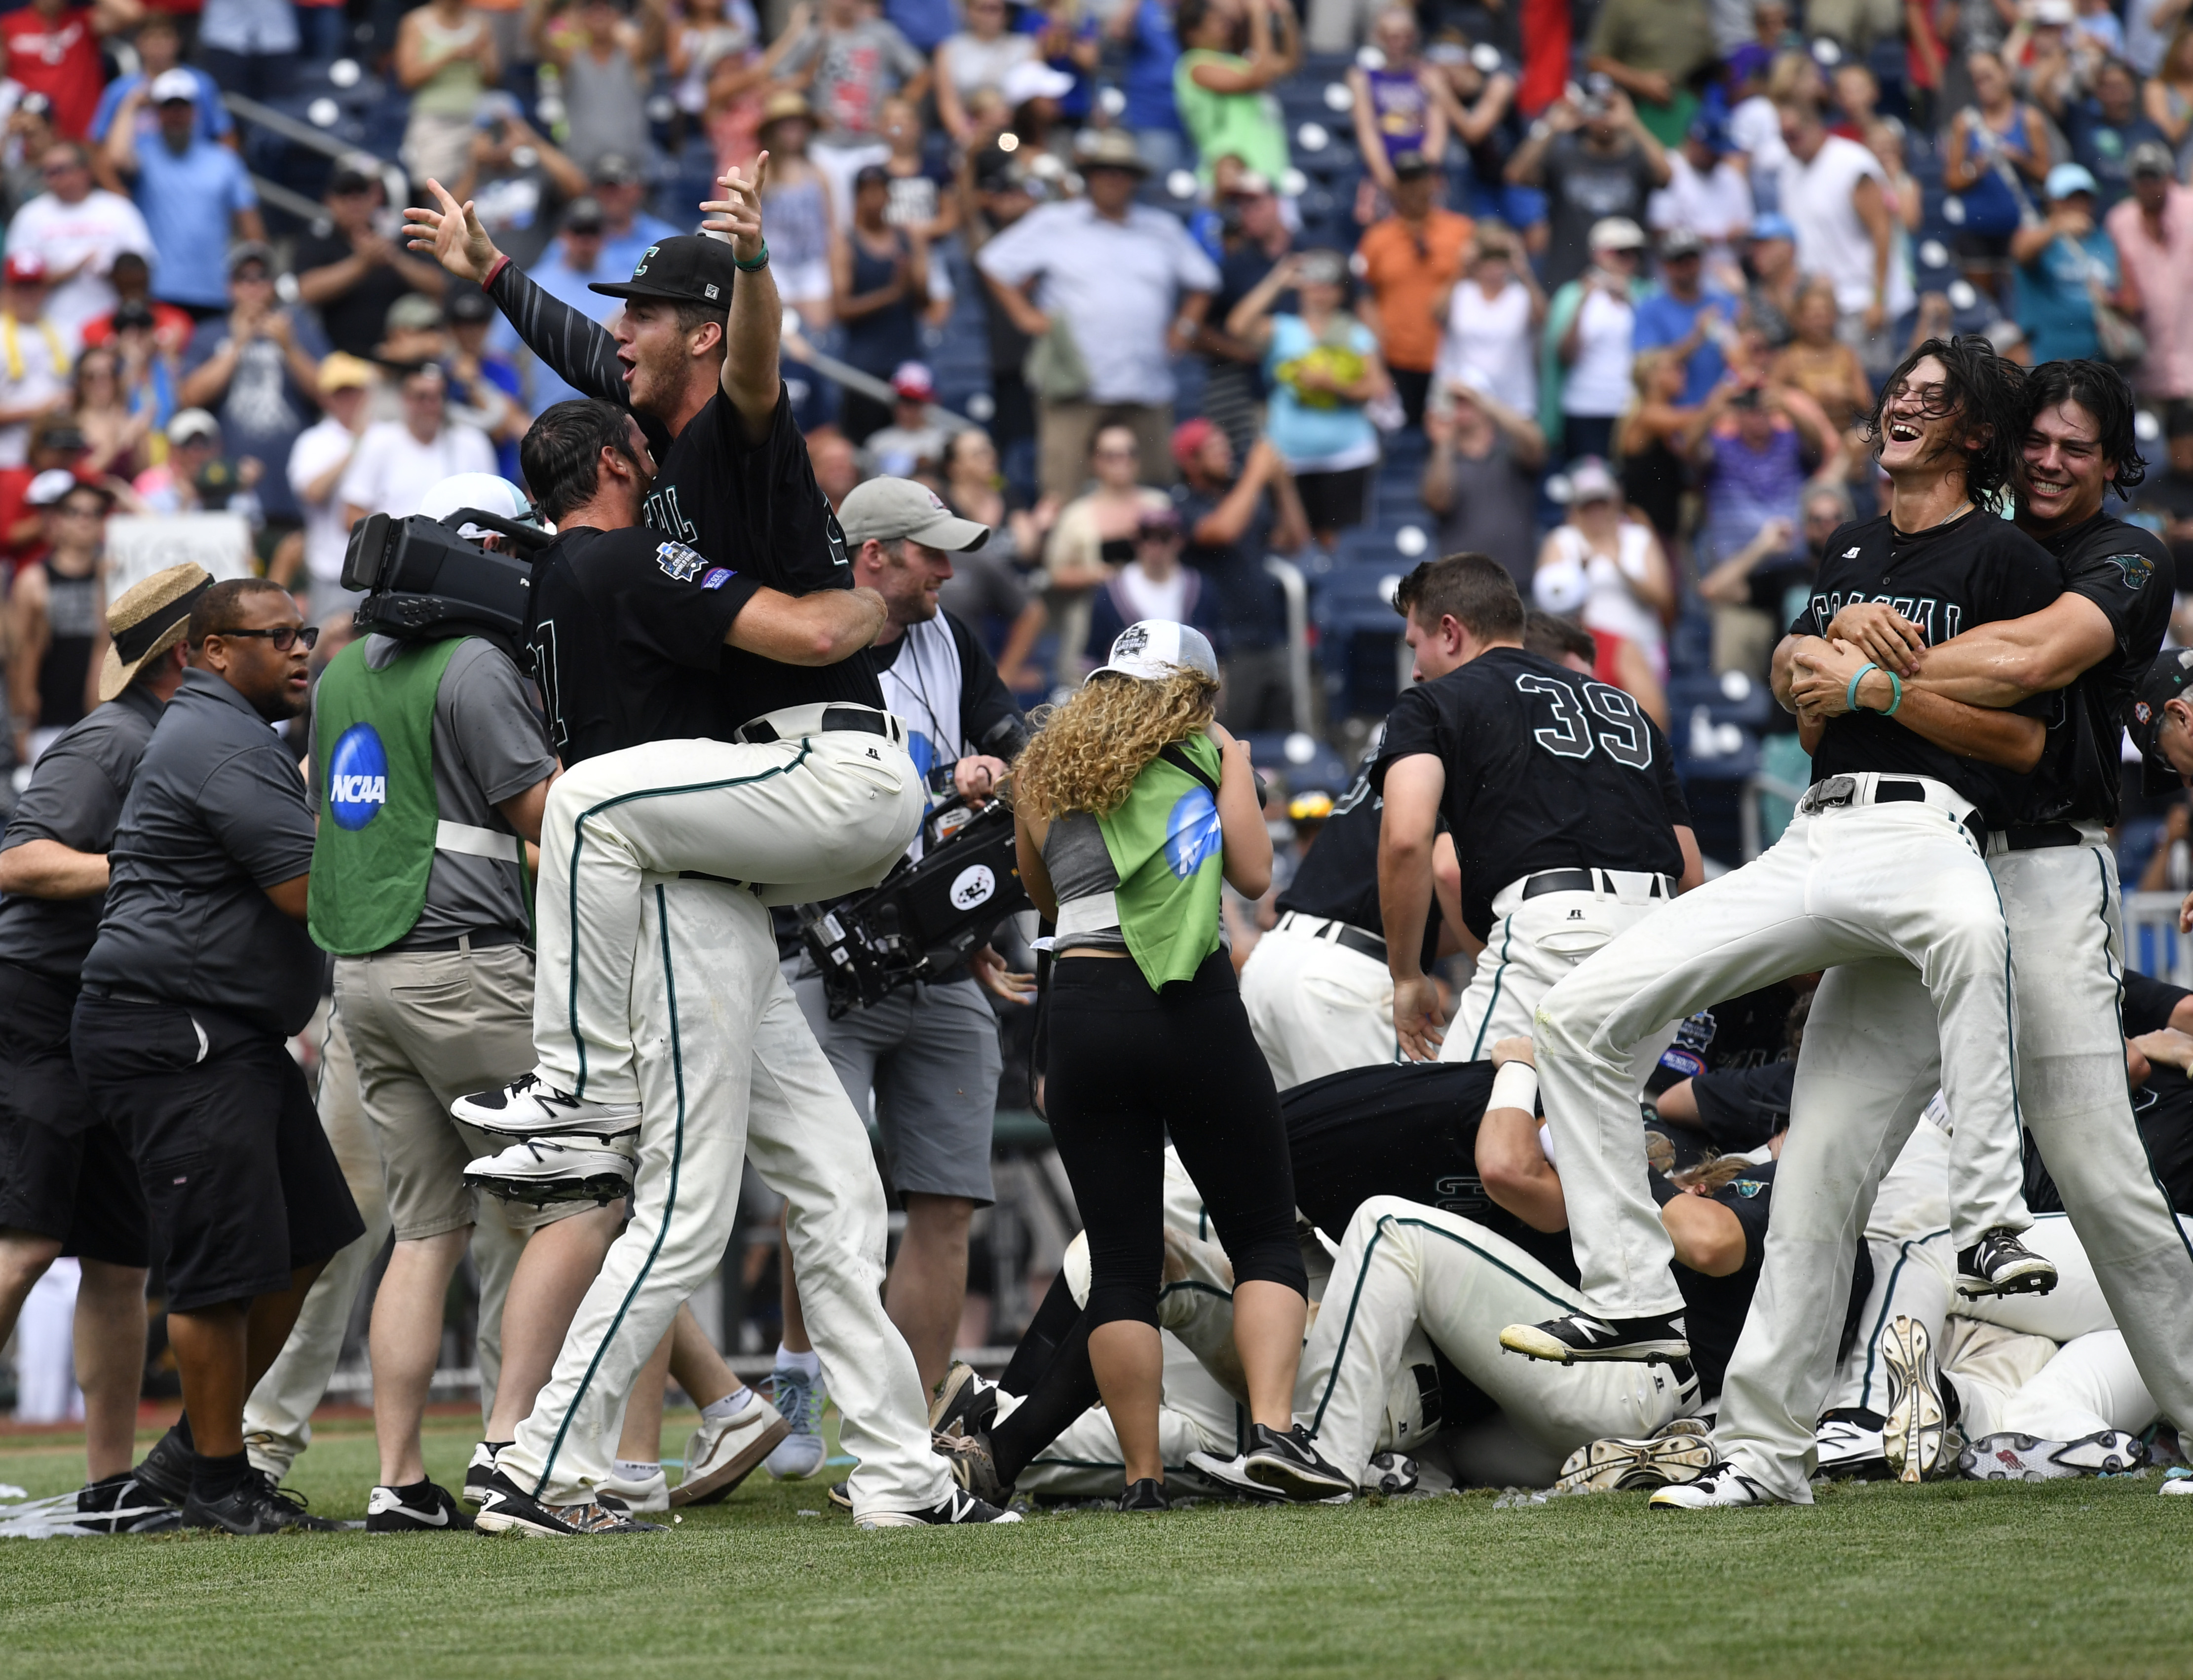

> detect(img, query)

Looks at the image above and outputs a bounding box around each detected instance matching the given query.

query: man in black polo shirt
[74,580,365,1536]
[0,562,203,1532]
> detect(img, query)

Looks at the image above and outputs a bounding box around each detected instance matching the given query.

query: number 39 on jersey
[1513,672,1653,768]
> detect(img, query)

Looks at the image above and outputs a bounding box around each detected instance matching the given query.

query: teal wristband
[1847,662,1878,715]
[734,240,769,271]
[1881,669,1903,716]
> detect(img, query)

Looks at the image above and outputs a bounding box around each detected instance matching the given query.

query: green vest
[1097,733,1226,990]
[307,636,465,956]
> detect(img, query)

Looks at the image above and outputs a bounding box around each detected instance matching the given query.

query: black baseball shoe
[461,1441,507,1508]
[452,1073,641,1142]
[366,1481,474,1532]
[855,1488,1022,1528]
[1182,1446,1289,1503]
[1881,1315,1948,1484]
[132,1423,197,1506]
[826,1480,853,1512]
[183,1471,344,1534]
[1957,1228,2058,1299]
[473,1469,665,1535]
[1814,1409,1891,1480]
[1242,1423,1356,1502]
[74,1470,182,1534]
[1957,1430,2148,1481]
[1117,1478,1170,1512]
[928,1360,998,1439]
[1500,1309,1690,1364]
[1361,1452,1420,1496]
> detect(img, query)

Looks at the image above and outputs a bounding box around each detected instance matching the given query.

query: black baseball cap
[588,234,740,305]
[2134,646,2193,792]
[446,288,494,324]
[1390,149,1436,180]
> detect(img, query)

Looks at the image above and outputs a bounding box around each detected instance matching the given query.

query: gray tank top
[562,46,653,173]
[1042,810,1127,954]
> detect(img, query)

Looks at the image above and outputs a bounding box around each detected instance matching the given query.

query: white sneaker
[1648,1461,1783,1509]
[1881,1315,1947,1484]
[1814,1413,1889,1480]
[453,1073,641,1142]
[463,1136,635,1206]
[674,1398,792,1507]
[765,1364,828,1480]
[598,1467,669,1514]
[2161,1469,2193,1496]
[1555,1431,1717,1495]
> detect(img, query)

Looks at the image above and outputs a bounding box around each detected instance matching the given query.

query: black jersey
[2027,969,2193,1214]
[1792,509,2062,824]
[1652,980,1801,1092]
[1281,1060,1577,1285]
[1371,646,1690,939]
[1274,723,1440,962]
[2019,513,2174,827]
[486,265,882,726]
[527,525,759,766]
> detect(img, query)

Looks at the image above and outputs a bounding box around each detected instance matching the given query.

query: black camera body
[342,509,550,651]
[801,797,1031,1016]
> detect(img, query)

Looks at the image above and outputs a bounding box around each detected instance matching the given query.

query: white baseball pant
[1534,777,2028,1321]
[1297,1197,1694,1488]
[1948,1322,2159,1443]
[1448,873,1677,1077]
[1239,918,1397,1089]
[495,876,950,1516]
[529,707,924,1105]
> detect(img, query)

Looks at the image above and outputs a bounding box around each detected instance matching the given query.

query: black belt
[393,929,527,953]
[736,707,894,746]
[1518,869,1673,902]
[2002,822,2081,852]
[1278,911,1387,963]
[1808,776,1990,851]
[79,985,172,1008]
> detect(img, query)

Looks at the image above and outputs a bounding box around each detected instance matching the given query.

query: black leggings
[1043,950,1306,1333]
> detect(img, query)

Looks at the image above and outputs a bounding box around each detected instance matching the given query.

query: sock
[173,1414,195,1452]
[191,1450,251,1504]
[612,1458,660,1483]
[391,1477,437,1499]
[775,1345,821,1381]
[700,1388,755,1423]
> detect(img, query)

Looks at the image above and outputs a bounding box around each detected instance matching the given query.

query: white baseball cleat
[1554,1430,1717,1495]
[674,1398,792,1506]
[1956,1430,2147,1481]
[1647,1461,1784,1510]
[1814,1412,1890,1480]
[453,1073,641,1141]
[463,1136,635,1205]
[2161,1469,2193,1496]
[1881,1315,1947,1484]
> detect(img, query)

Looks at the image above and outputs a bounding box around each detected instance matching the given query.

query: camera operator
[774,477,1032,1429]
[0,563,202,1533]
[301,470,633,1532]
[461,403,1014,1534]
[74,580,366,1536]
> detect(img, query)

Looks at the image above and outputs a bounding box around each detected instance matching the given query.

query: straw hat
[98,561,211,702]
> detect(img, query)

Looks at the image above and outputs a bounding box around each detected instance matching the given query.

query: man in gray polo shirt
[74,578,365,1537]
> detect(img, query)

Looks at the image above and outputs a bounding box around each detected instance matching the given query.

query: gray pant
[793,972,1001,1205]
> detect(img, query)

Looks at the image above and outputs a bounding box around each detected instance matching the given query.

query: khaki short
[334,943,594,1241]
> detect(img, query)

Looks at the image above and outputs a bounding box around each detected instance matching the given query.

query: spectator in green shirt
[1587,0,1715,147]
[1173,0,1300,187]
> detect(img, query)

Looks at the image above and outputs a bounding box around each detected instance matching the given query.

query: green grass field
[2,1414,2190,1680]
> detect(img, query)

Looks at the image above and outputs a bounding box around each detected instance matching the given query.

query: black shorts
[72,996,364,1313]
[1294,463,1372,535]
[0,963,150,1265]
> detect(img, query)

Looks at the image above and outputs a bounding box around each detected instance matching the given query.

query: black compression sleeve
[947,610,1025,753]
[485,262,634,412]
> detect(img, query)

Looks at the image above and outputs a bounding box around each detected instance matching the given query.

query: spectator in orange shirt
[1351,150,1472,428]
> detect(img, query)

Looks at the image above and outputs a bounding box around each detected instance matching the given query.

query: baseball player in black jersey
[1750,360,2193,1500]
[1513,342,2060,1468]
[1374,554,1701,1072]
[1237,725,1463,1088]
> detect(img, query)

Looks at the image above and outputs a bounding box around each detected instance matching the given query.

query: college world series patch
[656,541,706,582]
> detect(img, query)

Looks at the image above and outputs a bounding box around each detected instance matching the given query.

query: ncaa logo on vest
[329,723,390,830]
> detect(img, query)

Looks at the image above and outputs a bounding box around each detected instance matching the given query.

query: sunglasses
[209,624,319,651]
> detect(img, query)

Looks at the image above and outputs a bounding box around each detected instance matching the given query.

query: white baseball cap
[1001,60,1076,107]
[1089,620,1219,685]
[149,68,199,105]
[419,472,538,538]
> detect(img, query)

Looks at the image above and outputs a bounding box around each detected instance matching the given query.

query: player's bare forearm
[1476,1087,1569,1234]
[1888,685,2045,772]
[1770,633,1810,713]
[1907,594,2117,705]
[0,838,107,898]
[725,584,885,664]
[703,154,782,440]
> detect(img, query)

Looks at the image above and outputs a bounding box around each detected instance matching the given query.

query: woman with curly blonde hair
[1005,621,1347,1513]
